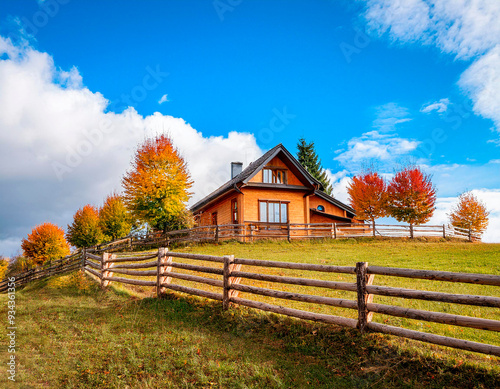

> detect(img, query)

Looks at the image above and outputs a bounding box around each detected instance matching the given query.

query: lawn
[1,238,499,388]
[113,238,500,349]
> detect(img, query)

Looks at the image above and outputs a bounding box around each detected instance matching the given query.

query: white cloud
[325,169,351,204]
[158,94,169,104]
[335,102,418,167]
[364,0,500,59]
[0,36,262,256]
[459,45,500,129]
[373,102,412,132]
[420,98,450,113]
[363,0,500,133]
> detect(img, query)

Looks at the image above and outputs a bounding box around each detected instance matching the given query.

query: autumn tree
[0,257,8,280]
[122,134,193,232]
[347,171,388,236]
[297,138,333,195]
[449,191,489,235]
[66,205,105,248]
[387,166,436,238]
[99,193,133,241]
[21,223,71,266]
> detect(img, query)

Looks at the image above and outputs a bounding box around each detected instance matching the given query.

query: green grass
[1,238,499,388]
[115,238,500,349]
[1,269,499,388]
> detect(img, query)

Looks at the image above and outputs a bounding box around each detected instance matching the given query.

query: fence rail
[156,222,481,246]
[78,248,500,357]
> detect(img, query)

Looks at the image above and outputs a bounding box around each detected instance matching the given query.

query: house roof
[191,144,321,212]
[310,208,354,223]
[313,190,356,216]
[190,143,355,217]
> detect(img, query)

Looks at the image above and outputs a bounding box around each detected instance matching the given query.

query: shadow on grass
[138,293,500,389]
[7,272,500,389]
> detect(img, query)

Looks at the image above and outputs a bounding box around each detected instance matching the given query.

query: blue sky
[0,0,499,255]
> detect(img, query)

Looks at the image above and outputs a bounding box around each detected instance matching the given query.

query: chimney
[231,162,243,179]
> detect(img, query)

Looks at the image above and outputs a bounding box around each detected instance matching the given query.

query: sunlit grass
[1,268,499,388]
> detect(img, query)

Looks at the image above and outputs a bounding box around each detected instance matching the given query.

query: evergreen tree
[296,138,333,195]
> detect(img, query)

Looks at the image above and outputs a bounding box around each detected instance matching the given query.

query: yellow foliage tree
[66,205,105,248]
[21,223,71,266]
[122,134,193,232]
[99,193,133,241]
[449,192,489,234]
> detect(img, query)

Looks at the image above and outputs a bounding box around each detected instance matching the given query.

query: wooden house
[191,144,357,229]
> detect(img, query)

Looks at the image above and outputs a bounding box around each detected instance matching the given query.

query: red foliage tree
[387,166,436,238]
[347,171,388,236]
[21,223,71,266]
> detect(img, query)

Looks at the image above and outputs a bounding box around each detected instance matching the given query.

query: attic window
[263,168,287,184]
[317,205,325,212]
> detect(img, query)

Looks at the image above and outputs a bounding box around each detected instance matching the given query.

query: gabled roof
[313,190,356,217]
[190,144,322,213]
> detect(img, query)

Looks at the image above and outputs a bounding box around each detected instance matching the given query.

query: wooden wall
[241,187,308,223]
[309,195,348,218]
[198,192,242,226]
[248,156,303,186]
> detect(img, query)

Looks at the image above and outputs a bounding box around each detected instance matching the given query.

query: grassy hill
[1,238,499,388]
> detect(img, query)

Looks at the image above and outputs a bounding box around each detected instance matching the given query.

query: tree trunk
[372,219,376,237]
[410,223,414,239]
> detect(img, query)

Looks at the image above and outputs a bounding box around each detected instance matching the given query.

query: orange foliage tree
[347,171,388,236]
[21,223,70,266]
[449,192,489,235]
[66,205,105,248]
[387,166,436,238]
[99,193,133,241]
[122,134,193,232]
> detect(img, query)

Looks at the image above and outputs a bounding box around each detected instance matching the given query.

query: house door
[211,212,218,225]
[231,199,238,224]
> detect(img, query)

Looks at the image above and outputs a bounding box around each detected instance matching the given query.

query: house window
[262,168,287,184]
[231,198,238,224]
[259,201,288,223]
[317,205,325,212]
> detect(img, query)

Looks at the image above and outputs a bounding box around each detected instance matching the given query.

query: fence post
[128,237,133,251]
[215,225,219,244]
[157,247,169,298]
[409,224,414,239]
[334,223,337,239]
[356,262,375,333]
[287,222,291,242]
[468,229,472,242]
[443,224,446,239]
[101,252,115,288]
[223,255,235,310]
[82,248,86,270]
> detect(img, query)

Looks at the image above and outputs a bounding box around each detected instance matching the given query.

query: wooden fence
[0,252,83,293]
[82,248,500,357]
[159,222,481,245]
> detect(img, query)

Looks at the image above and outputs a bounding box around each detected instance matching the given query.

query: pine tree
[296,138,333,195]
